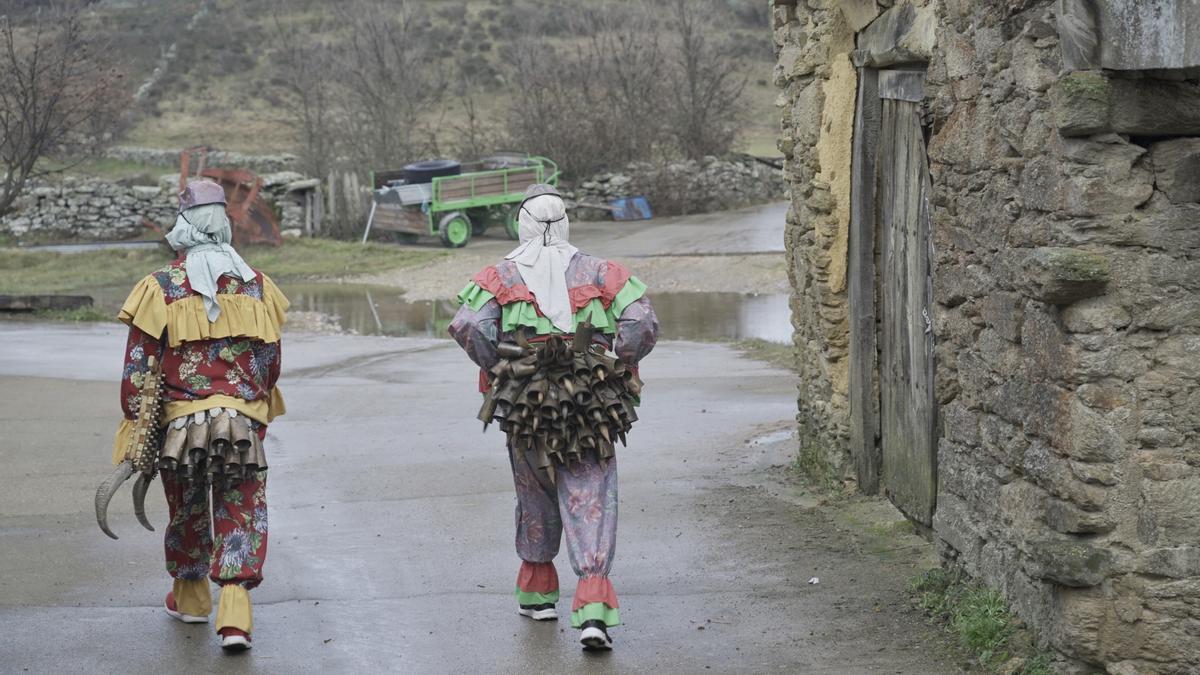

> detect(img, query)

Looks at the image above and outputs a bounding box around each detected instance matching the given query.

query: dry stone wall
[931,2,1200,671]
[776,0,1200,671]
[0,178,176,241]
[563,156,786,218]
[0,172,315,242]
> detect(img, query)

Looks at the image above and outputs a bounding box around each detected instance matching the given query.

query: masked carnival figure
[95,180,288,652]
[449,184,659,651]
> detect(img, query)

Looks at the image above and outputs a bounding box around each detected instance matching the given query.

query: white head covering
[165,203,256,322]
[504,191,578,332]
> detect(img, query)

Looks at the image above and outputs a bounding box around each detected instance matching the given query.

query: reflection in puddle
[282,284,792,344]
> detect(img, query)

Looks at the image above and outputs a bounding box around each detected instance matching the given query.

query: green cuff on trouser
[570,602,620,628]
[515,587,560,605]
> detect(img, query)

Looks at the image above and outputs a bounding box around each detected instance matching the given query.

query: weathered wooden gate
[848,68,937,526]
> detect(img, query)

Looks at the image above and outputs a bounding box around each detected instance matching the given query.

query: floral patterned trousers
[161,469,268,589]
[510,447,621,628]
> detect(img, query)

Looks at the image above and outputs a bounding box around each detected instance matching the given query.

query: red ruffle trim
[603,261,631,305]
[472,266,537,307]
[566,261,631,312]
[516,561,559,594]
[572,575,619,611]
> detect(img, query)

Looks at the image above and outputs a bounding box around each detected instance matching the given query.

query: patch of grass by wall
[910,569,1055,674]
[733,338,797,373]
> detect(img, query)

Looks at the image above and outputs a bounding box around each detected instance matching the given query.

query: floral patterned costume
[449,253,659,630]
[115,258,287,635]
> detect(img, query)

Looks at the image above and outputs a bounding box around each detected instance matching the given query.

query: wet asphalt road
[0,318,958,673]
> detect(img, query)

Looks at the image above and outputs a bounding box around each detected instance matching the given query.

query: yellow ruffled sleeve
[117,275,168,338]
[262,274,290,328]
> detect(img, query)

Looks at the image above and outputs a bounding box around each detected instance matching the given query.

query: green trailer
[363,154,560,248]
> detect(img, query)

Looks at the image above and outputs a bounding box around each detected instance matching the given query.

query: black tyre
[504,206,521,240]
[403,159,461,184]
[468,208,490,235]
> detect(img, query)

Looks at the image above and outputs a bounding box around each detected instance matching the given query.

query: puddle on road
[282,283,792,344]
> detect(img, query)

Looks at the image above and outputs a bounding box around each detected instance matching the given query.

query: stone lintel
[854,3,935,68]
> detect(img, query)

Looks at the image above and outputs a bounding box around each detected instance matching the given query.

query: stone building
[774,0,1200,671]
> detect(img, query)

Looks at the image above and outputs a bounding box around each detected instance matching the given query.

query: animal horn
[95,460,134,540]
[132,473,155,532]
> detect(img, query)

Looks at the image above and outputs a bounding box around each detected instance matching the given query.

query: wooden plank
[0,295,93,312]
[849,68,882,495]
[369,204,427,234]
[878,97,937,526]
[878,69,925,102]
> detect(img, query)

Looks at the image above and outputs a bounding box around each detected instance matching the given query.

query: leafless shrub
[504,1,748,177]
[664,0,749,160]
[505,3,669,177]
[334,0,447,169]
[268,5,338,180]
[0,5,124,215]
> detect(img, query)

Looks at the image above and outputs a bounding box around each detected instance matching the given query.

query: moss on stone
[1037,247,1110,283]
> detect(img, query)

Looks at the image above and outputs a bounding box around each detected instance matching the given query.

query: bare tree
[505,3,669,177]
[269,6,337,180]
[665,0,748,159]
[0,7,123,215]
[335,0,446,169]
[446,73,504,160]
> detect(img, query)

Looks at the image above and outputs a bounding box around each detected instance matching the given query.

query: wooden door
[847,68,937,525]
[876,74,936,526]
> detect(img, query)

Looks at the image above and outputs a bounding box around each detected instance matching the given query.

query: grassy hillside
[75,0,779,161]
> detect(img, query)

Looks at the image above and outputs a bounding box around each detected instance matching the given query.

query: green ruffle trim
[456,277,648,336]
[457,277,647,335]
[570,602,620,628]
[514,587,560,605]
[458,282,496,312]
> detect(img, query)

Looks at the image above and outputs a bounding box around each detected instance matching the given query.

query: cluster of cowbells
[478,323,641,475]
[159,407,267,486]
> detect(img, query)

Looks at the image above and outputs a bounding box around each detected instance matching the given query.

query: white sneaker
[164,592,209,624]
[219,628,253,652]
[579,620,613,651]
[517,603,558,621]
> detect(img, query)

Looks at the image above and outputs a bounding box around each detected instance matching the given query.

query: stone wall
[931,2,1200,671]
[772,1,859,478]
[104,145,299,174]
[776,0,1200,671]
[0,172,317,242]
[0,179,176,241]
[563,156,786,219]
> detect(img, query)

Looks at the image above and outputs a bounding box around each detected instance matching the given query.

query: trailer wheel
[439,212,472,248]
[504,206,520,240]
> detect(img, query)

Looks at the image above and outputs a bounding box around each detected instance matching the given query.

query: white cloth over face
[165,203,256,322]
[504,193,579,332]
